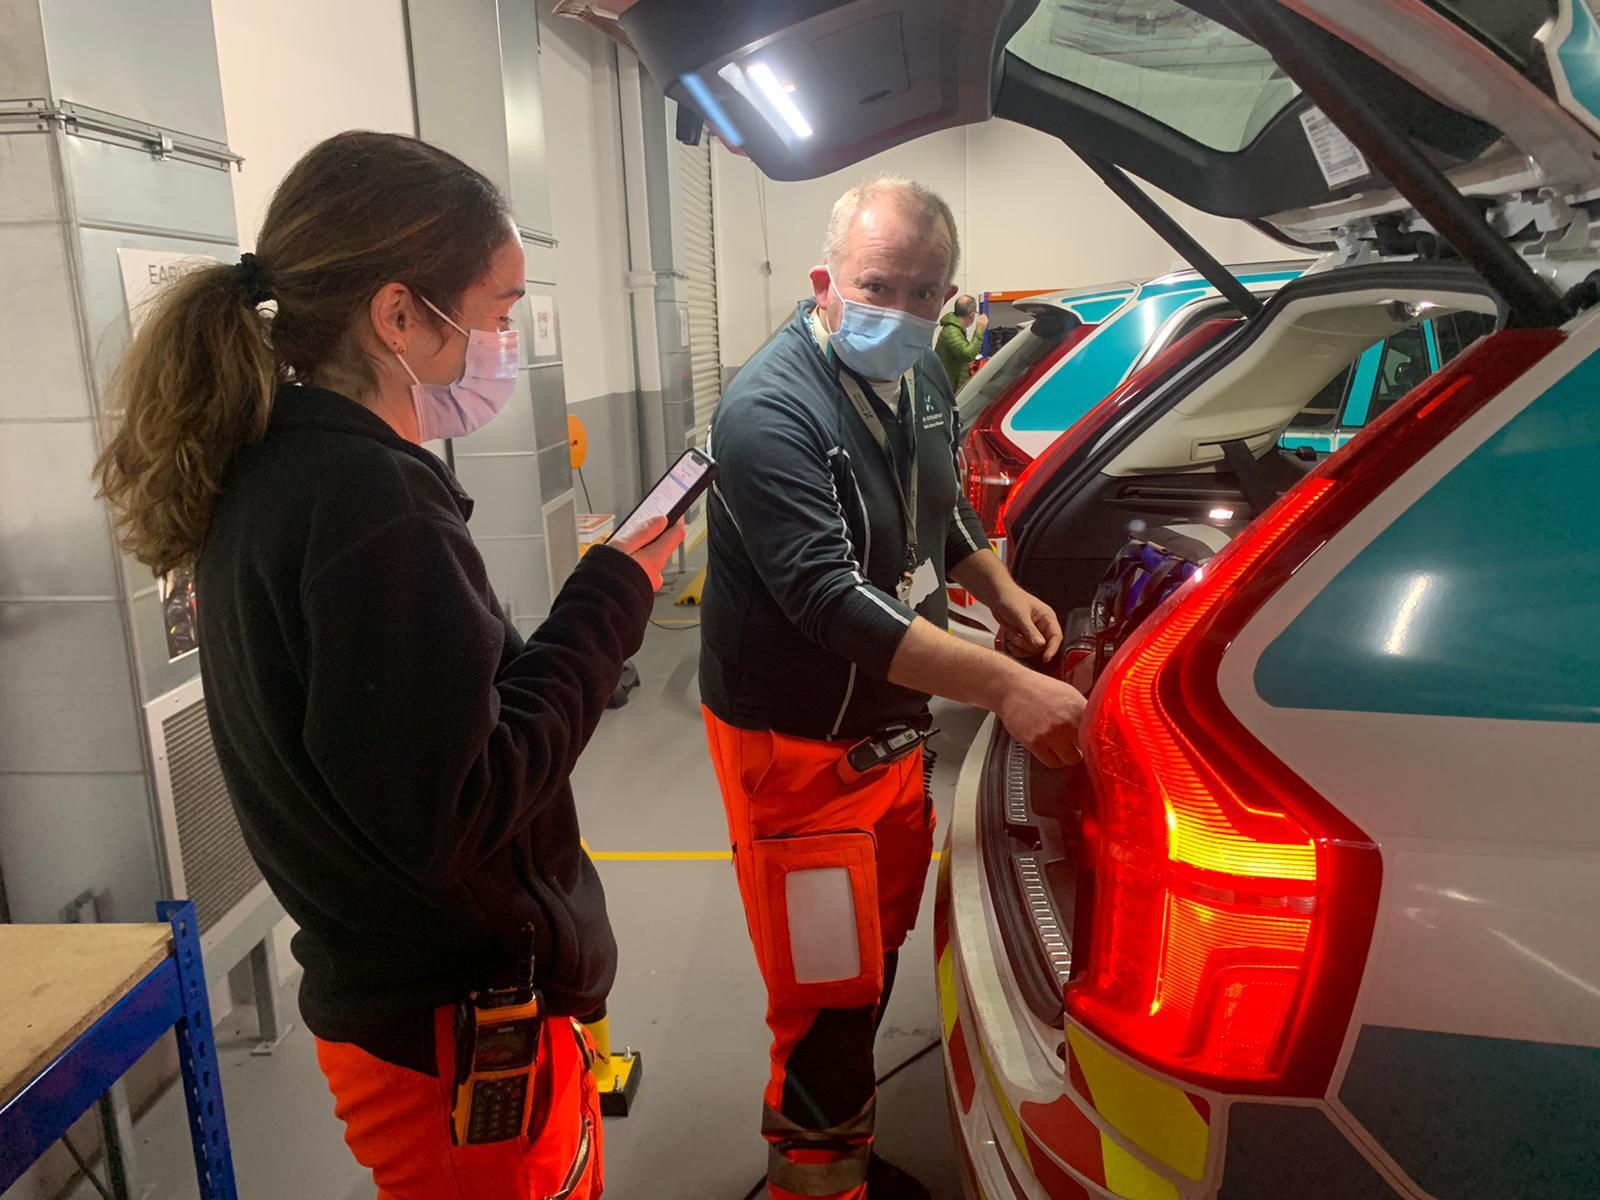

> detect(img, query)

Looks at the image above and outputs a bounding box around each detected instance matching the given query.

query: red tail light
[1068,327,1564,1094]
[962,427,1028,535]
[998,320,1238,539]
[962,325,1094,535]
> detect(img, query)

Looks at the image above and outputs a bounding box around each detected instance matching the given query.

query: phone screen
[612,449,716,543]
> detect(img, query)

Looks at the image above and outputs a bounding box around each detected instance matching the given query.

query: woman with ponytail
[95,131,679,1198]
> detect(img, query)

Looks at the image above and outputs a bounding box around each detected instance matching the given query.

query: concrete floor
[65,564,985,1200]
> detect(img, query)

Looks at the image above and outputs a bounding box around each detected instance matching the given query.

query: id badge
[896,572,914,605]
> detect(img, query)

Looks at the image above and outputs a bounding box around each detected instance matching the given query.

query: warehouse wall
[214,0,417,250]
[714,119,1310,372]
[539,7,642,518]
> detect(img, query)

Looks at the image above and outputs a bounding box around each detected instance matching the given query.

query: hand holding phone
[611,448,716,544]
[612,515,685,591]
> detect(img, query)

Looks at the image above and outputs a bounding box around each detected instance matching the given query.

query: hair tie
[236,252,274,305]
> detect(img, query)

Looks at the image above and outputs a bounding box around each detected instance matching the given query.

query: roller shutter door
[679,135,721,445]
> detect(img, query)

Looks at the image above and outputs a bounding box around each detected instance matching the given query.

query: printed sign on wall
[117,248,221,336]
[529,293,557,358]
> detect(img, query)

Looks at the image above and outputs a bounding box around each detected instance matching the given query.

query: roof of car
[1028,262,1309,317]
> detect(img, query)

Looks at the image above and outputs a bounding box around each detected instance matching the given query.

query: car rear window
[956,314,1080,429]
[1005,0,1300,152]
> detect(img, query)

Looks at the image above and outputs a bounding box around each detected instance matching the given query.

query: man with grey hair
[699,175,1085,1200]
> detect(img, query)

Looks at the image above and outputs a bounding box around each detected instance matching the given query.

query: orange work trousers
[704,707,935,1200]
[314,1005,603,1200]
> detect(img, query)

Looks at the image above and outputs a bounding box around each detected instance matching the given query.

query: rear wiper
[1073,148,1266,321]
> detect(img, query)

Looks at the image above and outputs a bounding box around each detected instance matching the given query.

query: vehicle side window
[1360,324,1430,426]
[1432,311,1497,366]
[1282,312,1497,454]
[1291,365,1353,433]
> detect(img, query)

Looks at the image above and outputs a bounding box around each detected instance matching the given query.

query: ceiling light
[746,61,813,140]
[1208,507,1235,521]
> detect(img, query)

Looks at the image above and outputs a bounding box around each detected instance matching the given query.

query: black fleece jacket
[700,303,989,740]
[195,385,652,1073]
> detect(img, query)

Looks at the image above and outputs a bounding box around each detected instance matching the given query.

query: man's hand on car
[996,671,1086,768]
[990,583,1064,662]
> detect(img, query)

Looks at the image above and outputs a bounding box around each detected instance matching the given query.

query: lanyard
[836,368,919,578]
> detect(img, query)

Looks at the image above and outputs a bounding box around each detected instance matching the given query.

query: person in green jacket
[935,294,988,393]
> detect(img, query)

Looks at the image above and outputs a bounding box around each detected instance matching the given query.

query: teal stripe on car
[1423,319,1441,372]
[1137,269,1301,299]
[1011,287,1209,430]
[1339,341,1385,428]
[1068,296,1132,323]
[1013,268,1304,433]
[1557,0,1600,129]
[1220,1104,1400,1199]
[1044,285,1135,307]
[1256,349,1600,722]
[1279,433,1335,454]
[1341,1025,1600,1200]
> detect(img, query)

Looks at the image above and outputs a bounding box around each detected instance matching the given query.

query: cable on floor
[60,1133,114,1200]
[650,618,700,631]
[737,1038,943,1200]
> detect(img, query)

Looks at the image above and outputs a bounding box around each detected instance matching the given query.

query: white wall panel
[966,118,1294,287]
[714,119,1304,370]
[212,0,416,250]
[540,6,636,405]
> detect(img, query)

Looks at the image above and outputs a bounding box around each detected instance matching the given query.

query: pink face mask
[393,297,520,441]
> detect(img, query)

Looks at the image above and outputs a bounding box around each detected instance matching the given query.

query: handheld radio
[450,926,546,1146]
[836,723,935,785]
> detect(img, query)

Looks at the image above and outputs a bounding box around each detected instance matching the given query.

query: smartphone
[611,447,717,544]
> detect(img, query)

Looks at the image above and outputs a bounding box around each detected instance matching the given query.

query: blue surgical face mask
[393,297,520,442]
[826,268,939,382]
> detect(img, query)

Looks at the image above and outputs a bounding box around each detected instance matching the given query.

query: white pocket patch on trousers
[785,867,863,984]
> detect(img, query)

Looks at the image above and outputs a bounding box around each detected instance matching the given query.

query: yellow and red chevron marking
[1017,1026,1212,1197]
[937,837,1210,1197]
[935,849,979,1113]
[937,943,978,1114]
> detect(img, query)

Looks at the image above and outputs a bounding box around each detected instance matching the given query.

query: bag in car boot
[1089,527,1222,677]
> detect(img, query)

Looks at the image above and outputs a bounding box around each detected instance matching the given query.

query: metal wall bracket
[0,99,243,171]
[520,226,560,249]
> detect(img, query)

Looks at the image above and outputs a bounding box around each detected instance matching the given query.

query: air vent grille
[160,697,259,932]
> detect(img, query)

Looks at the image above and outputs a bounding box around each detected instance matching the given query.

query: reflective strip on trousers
[762,1100,874,1196]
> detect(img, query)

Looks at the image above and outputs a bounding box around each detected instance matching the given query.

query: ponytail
[95,262,276,576]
